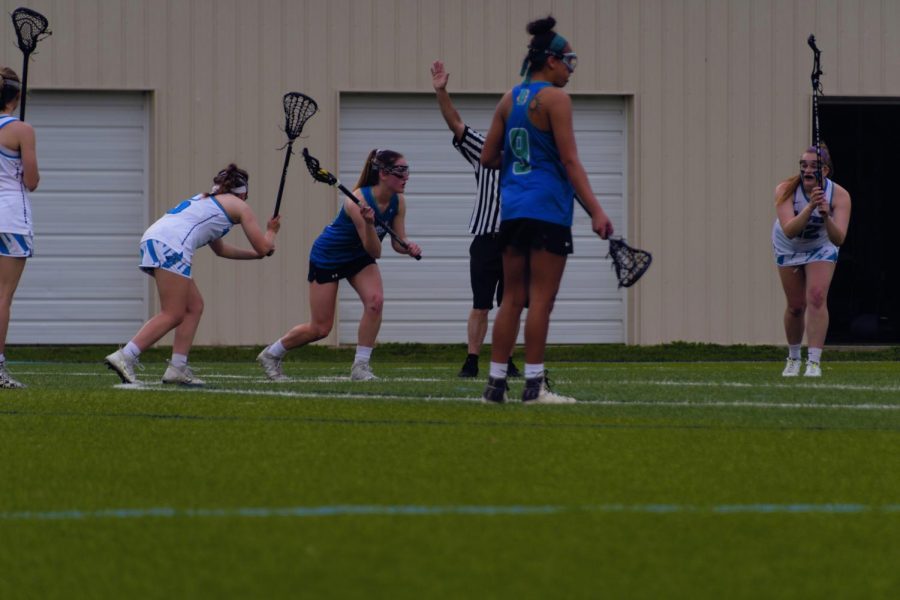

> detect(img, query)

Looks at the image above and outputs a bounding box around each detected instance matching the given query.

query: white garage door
[338,93,627,344]
[8,92,149,344]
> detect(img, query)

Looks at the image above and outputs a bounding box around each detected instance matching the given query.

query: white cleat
[350,360,377,381]
[0,362,25,389]
[162,362,205,387]
[104,349,141,384]
[257,349,289,382]
[782,357,802,377]
[803,360,822,378]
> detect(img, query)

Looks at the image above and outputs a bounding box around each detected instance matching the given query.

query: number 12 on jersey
[508,128,532,175]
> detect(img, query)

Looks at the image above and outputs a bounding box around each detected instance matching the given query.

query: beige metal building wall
[2,0,898,345]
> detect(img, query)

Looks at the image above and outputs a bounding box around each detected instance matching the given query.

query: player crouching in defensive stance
[105,164,280,386]
[772,143,850,378]
[257,149,421,382]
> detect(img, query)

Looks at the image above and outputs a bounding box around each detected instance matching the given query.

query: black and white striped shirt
[452,125,502,235]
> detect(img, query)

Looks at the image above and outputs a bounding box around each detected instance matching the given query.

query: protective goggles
[547,50,578,73]
[383,164,410,178]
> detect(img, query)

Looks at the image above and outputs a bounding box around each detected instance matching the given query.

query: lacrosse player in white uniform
[772,144,851,377]
[105,164,280,386]
[0,67,39,389]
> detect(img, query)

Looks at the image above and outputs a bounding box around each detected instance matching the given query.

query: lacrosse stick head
[283,92,318,141]
[302,147,337,185]
[607,237,652,288]
[11,7,51,55]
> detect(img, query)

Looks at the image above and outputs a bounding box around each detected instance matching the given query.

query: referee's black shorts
[469,233,503,310]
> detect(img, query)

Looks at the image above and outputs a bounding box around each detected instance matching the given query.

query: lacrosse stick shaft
[272,142,293,217]
[808,34,824,188]
[18,53,31,121]
[333,181,421,260]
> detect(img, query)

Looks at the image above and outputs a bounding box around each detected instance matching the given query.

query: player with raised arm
[430,60,521,380]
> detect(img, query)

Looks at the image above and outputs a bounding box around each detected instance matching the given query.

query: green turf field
[1,352,898,599]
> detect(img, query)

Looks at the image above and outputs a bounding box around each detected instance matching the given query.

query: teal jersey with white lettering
[499,82,575,226]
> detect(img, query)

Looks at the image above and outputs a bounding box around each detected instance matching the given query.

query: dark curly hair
[206,163,249,197]
[520,16,567,76]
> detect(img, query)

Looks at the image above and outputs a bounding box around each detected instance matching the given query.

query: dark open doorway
[821,99,900,343]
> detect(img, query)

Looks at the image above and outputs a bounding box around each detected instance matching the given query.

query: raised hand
[430,60,449,91]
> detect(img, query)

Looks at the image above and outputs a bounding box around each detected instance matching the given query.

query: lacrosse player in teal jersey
[257,149,421,382]
[481,16,613,404]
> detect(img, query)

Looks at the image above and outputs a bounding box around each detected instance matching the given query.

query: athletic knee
[786,303,805,318]
[363,293,384,315]
[807,288,828,310]
[309,321,333,340]
[187,297,204,317]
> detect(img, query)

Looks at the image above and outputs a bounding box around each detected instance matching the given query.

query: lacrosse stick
[808,34,824,189]
[302,147,422,260]
[10,7,51,121]
[272,92,318,217]
[607,237,652,288]
[575,196,651,288]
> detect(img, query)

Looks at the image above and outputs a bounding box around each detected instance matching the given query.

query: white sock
[808,347,822,364]
[524,363,544,379]
[788,345,801,360]
[267,339,287,358]
[124,341,141,359]
[489,361,508,379]
[0,353,5,364]
[355,345,373,363]
[170,353,188,368]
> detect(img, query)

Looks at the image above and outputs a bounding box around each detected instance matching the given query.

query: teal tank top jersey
[309,186,399,268]
[500,81,575,227]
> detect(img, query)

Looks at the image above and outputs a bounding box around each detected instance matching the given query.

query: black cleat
[458,353,479,378]
[506,358,521,378]
[482,376,509,404]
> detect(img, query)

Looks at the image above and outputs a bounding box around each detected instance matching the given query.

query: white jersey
[141,194,235,261]
[771,178,835,255]
[0,115,31,235]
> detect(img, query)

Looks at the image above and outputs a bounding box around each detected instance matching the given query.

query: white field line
[26,369,900,394]
[115,383,482,403]
[109,381,900,411]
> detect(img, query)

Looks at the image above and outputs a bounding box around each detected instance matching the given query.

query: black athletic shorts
[470,234,504,309]
[498,218,574,256]
[307,254,376,284]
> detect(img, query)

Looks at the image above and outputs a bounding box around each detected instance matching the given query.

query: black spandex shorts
[307,254,376,284]
[470,234,503,309]
[498,218,574,256]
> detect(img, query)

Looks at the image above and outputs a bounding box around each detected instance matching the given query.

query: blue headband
[519,32,569,78]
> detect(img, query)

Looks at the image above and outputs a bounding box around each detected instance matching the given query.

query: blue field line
[1,503,898,522]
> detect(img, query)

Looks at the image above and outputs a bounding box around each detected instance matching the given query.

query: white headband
[211,184,248,195]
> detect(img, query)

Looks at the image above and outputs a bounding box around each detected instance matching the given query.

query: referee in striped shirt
[432,60,520,379]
